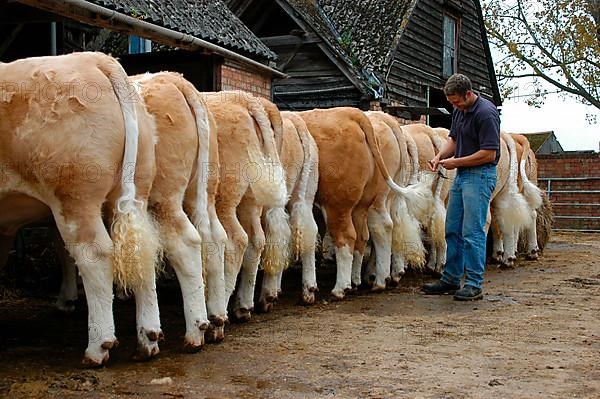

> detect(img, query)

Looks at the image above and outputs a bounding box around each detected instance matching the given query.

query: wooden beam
[261,33,321,47]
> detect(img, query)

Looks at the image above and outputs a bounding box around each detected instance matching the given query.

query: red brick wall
[218,60,271,99]
[536,152,600,231]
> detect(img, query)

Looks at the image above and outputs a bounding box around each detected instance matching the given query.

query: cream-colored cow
[0,52,161,366]
[489,133,532,267]
[361,112,430,289]
[202,91,286,325]
[402,124,450,272]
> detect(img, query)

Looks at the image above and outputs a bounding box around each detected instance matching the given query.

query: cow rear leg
[350,206,372,291]
[53,210,117,367]
[55,234,79,314]
[367,206,393,292]
[524,211,539,260]
[202,210,228,340]
[233,198,264,322]
[326,208,356,301]
[157,206,209,352]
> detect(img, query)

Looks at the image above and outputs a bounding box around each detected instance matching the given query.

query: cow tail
[100,58,161,294]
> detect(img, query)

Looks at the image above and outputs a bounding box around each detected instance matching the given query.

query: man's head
[444,74,477,111]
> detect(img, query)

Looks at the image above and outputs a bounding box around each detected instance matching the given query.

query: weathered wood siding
[267,38,363,110]
[387,0,495,106]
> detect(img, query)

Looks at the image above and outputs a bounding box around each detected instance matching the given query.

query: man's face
[446,91,474,111]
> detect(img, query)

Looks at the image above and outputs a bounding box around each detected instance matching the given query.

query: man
[422,74,500,300]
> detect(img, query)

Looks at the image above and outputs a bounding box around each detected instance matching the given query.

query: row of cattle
[0,52,548,367]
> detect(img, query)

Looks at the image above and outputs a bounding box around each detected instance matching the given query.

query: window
[443,13,459,76]
[128,35,152,54]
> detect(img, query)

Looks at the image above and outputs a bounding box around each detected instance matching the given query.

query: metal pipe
[554,229,600,233]
[50,21,57,55]
[554,216,600,219]
[17,0,287,78]
[552,203,600,207]
[539,177,600,181]
[548,190,600,194]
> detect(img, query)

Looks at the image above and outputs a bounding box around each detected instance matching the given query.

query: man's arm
[428,137,456,171]
[439,149,496,170]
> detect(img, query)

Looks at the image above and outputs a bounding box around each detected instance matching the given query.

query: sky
[484,6,599,153]
[498,94,600,152]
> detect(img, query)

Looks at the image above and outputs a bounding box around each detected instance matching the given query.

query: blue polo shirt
[449,95,501,165]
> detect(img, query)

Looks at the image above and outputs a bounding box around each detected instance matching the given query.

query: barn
[225,0,501,126]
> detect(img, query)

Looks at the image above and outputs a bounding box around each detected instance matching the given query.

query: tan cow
[0,52,161,366]
[202,91,286,324]
[402,124,450,272]
[296,107,430,299]
[258,110,320,310]
[361,111,429,289]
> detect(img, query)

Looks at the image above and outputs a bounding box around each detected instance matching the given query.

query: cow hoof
[183,335,205,353]
[133,328,162,362]
[209,315,227,327]
[82,351,109,368]
[205,324,225,343]
[526,250,539,261]
[301,290,316,305]
[347,284,359,295]
[371,284,386,293]
[233,308,252,323]
[259,300,274,313]
[330,289,346,301]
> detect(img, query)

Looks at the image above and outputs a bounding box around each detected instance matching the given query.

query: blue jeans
[441,164,496,289]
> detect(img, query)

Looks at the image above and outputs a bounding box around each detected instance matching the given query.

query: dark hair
[444,74,472,96]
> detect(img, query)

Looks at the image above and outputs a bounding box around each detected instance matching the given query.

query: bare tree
[484,0,599,109]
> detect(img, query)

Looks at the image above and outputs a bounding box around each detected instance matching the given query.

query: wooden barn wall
[268,40,363,110]
[386,0,495,106]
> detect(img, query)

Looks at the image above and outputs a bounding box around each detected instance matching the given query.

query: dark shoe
[421,280,460,295]
[453,285,483,301]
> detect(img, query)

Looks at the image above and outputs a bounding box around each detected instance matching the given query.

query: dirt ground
[0,231,598,398]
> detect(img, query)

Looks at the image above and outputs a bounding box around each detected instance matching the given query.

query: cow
[296,107,430,300]
[511,133,544,260]
[258,109,320,310]
[489,133,531,267]
[202,91,287,325]
[361,111,429,289]
[0,52,161,366]
[401,124,451,273]
[55,72,230,350]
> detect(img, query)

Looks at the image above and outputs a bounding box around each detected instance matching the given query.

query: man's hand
[428,155,441,172]
[439,157,460,170]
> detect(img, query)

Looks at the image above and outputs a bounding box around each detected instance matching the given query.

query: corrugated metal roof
[89,0,277,60]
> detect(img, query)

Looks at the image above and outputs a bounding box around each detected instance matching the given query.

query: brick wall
[218,59,271,99]
[537,152,600,231]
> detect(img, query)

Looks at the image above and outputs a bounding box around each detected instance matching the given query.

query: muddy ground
[0,231,598,398]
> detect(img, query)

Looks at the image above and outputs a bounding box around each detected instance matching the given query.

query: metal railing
[538,177,600,232]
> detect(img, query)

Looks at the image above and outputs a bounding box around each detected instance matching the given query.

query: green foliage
[483,0,599,110]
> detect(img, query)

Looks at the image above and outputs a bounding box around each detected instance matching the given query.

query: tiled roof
[88,0,277,60]
[281,0,418,93]
[521,132,552,152]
